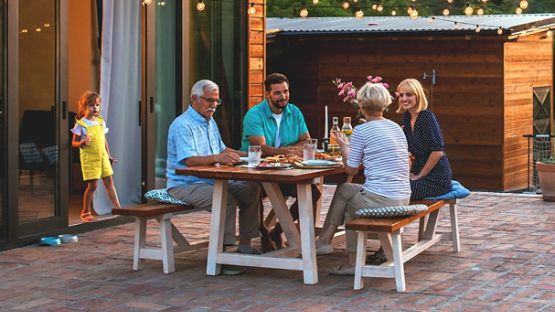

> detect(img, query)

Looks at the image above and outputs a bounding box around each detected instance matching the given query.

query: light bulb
[142,0,152,5]
[355,9,364,19]
[407,7,413,14]
[475,25,481,33]
[196,1,205,11]
[477,8,484,16]
[516,7,523,15]
[391,9,397,16]
[410,9,418,19]
[447,0,454,3]
[372,4,377,10]
[312,0,319,4]
[377,4,383,12]
[248,4,256,15]
[342,1,350,9]
[464,5,473,16]
[300,8,309,17]
[443,8,450,16]
[497,28,503,35]
[519,0,528,10]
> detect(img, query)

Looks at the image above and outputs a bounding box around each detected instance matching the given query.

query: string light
[391,9,397,16]
[477,7,484,16]
[196,0,205,12]
[342,1,349,10]
[312,0,319,5]
[516,7,523,15]
[497,27,503,35]
[355,9,364,19]
[372,3,378,10]
[475,25,481,33]
[377,4,384,12]
[442,8,450,16]
[447,0,454,3]
[409,5,418,19]
[142,0,152,5]
[464,3,473,16]
[300,8,309,18]
[519,0,528,10]
[248,3,256,15]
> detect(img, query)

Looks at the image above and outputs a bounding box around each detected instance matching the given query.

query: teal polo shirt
[240,100,309,151]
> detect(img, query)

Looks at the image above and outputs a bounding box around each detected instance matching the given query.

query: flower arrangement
[332,75,391,105]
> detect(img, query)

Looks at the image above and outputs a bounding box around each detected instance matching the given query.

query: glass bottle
[329,116,341,145]
[342,117,353,140]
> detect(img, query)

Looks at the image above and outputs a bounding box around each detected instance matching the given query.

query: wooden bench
[112,203,203,274]
[345,198,460,292]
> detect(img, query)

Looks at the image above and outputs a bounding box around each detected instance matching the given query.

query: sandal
[80,212,97,223]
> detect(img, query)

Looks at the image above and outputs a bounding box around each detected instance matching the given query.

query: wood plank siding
[503,33,554,191]
[248,0,265,108]
[267,33,552,191]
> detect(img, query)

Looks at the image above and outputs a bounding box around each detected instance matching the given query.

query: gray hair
[190,79,219,99]
[357,82,392,115]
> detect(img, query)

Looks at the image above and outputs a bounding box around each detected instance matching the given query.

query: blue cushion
[424,180,470,201]
[355,204,428,218]
[144,188,189,205]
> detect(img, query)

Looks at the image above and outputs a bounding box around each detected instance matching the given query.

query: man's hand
[215,151,240,166]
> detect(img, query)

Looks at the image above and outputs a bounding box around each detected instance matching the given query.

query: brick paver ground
[0,187,553,311]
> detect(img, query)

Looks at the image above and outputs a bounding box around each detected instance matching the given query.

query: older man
[241,73,321,249]
[166,79,260,255]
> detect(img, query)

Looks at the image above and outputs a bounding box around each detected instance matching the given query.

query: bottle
[342,117,353,140]
[329,116,341,145]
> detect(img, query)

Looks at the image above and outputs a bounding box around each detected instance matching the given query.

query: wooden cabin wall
[503,32,554,191]
[268,35,506,190]
[248,0,265,108]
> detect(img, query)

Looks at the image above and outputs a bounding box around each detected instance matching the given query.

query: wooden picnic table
[176,164,344,284]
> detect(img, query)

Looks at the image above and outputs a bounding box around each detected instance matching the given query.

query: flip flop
[80,213,97,223]
[329,265,355,276]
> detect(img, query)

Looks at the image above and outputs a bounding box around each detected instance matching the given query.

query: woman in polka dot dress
[397,79,452,200]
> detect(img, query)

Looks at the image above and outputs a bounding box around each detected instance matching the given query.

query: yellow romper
[77,117,113,181]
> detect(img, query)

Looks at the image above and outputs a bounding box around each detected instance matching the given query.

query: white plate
[303,160,335,166]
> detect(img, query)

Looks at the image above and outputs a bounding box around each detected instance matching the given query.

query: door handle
[62,101,67,119]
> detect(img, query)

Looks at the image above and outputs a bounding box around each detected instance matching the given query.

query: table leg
[262,182,300,248]
[297,183,318,284]
[206,180,228,276]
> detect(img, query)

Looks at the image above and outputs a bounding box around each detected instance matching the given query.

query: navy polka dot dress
[401,110,452,200]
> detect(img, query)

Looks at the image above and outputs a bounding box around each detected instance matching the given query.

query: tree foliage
[267,0,555,18]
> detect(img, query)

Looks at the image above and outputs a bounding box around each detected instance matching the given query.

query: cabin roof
[267,14,555,37]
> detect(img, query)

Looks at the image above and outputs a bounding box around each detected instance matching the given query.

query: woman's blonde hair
[356,82,392,116]
[77,91,101,119]
[396,78,428,113]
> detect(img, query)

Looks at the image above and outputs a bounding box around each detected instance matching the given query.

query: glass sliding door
[0,1,5,242]
[16,0,68,234]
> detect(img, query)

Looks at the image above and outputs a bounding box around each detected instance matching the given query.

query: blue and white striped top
[347,119,411,200]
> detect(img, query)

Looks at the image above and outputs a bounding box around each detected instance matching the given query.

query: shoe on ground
[237,245,262,255]
[366,249,387,265]
[222,266,246,276]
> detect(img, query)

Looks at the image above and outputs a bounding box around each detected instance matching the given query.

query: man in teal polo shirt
[241,73,321,250]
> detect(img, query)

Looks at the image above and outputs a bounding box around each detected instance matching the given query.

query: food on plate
[316,152,339,161]
[264,154,303,164]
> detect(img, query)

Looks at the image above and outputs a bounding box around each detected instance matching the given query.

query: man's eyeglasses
[200,96,222,105]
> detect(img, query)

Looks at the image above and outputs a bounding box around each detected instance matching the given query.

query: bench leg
[378,233,394,262]
[418,214,428,241]
[159,215,175,274]
[391,231,406,292]
[207,180,227,276]
[449,202,461,252]
[133,217,146,271]
[354,231,367,290]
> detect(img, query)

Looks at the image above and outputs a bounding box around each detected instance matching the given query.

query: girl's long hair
[76,91,101,119]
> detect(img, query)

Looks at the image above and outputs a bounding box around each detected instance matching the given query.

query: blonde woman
[315,82,411,275]
[397,79,452,200]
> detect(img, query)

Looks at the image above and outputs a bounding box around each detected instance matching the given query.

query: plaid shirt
[166,107,226,188]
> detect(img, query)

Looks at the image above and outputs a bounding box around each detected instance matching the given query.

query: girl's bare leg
[102,176,121,208]
[82,180,97,218]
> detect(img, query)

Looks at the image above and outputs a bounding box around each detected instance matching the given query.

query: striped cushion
[355,204,428,218]
[144,188,189,205]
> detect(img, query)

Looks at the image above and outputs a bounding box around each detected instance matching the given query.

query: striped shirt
[166,107,226,188]
[347,119,411,200]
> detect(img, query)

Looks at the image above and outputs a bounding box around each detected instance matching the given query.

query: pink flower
[366,75,373,81]
[371,76,383,83]
[347,89,356,98]
[338,89,345,96]
[337,82,345,89]
[383,83,389,89]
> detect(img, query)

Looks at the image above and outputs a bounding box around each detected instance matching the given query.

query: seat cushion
[355,204,428,218]
[144,188,189,205]
[424,180,470,201]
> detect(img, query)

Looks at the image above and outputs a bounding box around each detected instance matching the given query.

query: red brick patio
[0,187,553,311]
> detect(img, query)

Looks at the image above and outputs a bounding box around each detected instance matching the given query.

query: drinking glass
[248,145,262,167]
[303,139,317,161]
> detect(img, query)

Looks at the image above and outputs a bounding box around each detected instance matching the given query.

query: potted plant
[536,158,555,201]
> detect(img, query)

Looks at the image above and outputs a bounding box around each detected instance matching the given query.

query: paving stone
[0,189,554,310]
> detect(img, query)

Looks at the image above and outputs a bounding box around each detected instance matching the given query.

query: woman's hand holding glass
[331,130,349,148]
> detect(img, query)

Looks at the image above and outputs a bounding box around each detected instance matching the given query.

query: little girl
[71,91,121,222]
